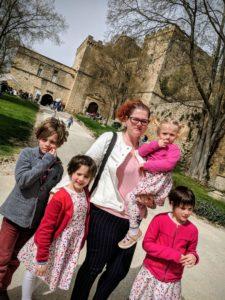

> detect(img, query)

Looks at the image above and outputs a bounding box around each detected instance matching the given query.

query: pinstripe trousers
[70,204,136,300]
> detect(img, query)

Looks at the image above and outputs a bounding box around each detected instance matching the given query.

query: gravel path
[0,106,225,300]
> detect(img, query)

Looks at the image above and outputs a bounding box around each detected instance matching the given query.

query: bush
[194,199,225,226]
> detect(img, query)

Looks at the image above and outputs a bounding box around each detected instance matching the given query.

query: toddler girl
[19,155,97,299]
[129,186,199,300]
[119,119,181,249]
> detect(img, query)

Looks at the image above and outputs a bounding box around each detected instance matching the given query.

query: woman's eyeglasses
[129,116,149,126]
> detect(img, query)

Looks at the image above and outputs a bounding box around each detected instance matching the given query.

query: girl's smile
[70,165,91,192]
[172,204,193,224]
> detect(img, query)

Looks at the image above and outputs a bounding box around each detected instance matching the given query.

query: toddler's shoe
[118,230,142,249]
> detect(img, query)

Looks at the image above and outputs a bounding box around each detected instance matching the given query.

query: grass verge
[75,114,116,137]
[0,93,39,156]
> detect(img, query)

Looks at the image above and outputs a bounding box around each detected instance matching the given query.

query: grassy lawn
[75,114,225,227]
[75,114,116,137]
[0,93,39,156]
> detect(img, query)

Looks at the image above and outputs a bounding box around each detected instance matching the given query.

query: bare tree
[0,0,67,72]
[107,0,225,183]
[90,36,141,121]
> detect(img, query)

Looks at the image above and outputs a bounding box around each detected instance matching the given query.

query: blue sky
[32,0,108,67]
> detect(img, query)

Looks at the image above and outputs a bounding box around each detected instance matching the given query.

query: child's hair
[157,119,181,135]
[168,186,195,208]
[116,99,151,122]
[35,117,69,147]
[67,155,97,179]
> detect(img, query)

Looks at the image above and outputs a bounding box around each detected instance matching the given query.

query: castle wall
[10,47,75,104]
[128,27,175,107]
[7,28,225,189]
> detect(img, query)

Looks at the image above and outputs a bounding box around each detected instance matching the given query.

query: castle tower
[65,35,111,117]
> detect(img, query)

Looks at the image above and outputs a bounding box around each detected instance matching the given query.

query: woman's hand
[136,194,156,209]
[35,264,48,276]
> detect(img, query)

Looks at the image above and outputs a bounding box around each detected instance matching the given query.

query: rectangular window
[37,64,43,76]
[52,70,58,83]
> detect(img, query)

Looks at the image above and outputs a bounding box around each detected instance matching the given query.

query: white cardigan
[52,132,144,212]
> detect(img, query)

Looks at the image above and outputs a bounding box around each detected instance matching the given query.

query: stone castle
[8,26,225,191]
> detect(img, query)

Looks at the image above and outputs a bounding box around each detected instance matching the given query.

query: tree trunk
[187,116,213,182]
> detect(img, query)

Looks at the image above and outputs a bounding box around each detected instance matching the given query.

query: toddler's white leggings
[21,270,41,300]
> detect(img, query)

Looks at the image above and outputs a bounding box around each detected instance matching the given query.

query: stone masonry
[8,26,225,189]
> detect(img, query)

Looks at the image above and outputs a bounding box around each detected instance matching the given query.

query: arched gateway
[86,102,98,114]
[40,94,53,106]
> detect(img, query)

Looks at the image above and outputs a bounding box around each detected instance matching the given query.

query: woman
[54,100,152,299]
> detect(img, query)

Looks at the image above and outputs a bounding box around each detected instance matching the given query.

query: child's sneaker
[118,230,142,249]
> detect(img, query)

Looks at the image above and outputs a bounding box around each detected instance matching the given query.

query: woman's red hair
[116,99,150,122]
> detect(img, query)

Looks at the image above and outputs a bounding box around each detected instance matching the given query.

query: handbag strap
[90,132,117,195]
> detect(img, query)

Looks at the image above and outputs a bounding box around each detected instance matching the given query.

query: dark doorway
[40,94,53,106]
[86,102,98,114]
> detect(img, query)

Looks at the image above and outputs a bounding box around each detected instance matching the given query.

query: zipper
[164,226,178,281]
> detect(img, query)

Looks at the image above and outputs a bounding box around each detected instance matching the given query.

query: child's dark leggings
[0,218,35,291]
[70,205,136,300]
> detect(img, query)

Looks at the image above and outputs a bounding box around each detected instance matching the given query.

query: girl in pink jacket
[130,186,199,300]
[119,119,181,249]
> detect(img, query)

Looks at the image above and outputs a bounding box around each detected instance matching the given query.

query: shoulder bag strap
[90,132,117,195]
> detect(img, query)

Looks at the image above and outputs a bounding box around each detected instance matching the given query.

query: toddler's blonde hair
[156,119,181,135]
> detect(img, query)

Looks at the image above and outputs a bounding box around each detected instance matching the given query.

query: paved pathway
[0,107,225,300]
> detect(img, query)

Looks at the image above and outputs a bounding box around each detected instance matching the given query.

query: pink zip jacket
[143,213,199,283]
[138,140,181,173]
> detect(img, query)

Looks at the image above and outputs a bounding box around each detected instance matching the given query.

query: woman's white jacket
[53,132,143,212]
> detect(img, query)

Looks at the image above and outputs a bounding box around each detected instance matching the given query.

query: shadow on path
[8,266,139,300]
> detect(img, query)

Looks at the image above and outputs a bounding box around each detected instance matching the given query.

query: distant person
[66,116,73,128]
[12,89,17,96]
[119,119,181,249]
[129,186,199,300]
[52,108,57,118]
[54,98,61,111]
[19,155,97,299]
[0,118,68,300]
